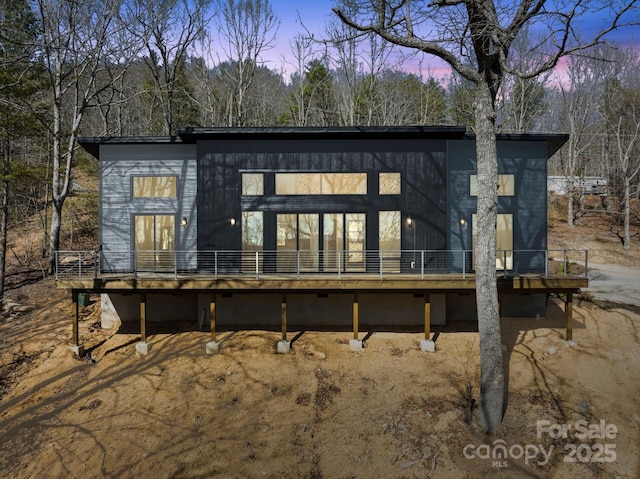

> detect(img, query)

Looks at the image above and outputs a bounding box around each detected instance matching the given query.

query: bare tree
[217,0,279,126]
[123,0,212,135]
[600,47,640,249]
[333,0,639,432]
[36,0,139,272]
[496,27,549,133]
[553,48,608,226]
[283,34,317,126]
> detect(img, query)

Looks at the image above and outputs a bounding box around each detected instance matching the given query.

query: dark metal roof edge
[177,125,468,140]
[78,136,183,160]
[463,132,570,159]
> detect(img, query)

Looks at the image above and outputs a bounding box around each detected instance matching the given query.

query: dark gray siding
[447,139,548,273]
[100,144,197,272]
[197,138,448,254]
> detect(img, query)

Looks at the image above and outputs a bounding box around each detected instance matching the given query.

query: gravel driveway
[586,262,640,307]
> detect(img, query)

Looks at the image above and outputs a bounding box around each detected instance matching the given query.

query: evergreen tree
[0,0,43,306]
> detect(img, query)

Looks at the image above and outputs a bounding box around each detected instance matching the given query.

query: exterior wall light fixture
[406,216,413,228]
[229,217,236,226]
[181,216,188,228]
[460,218,467,230]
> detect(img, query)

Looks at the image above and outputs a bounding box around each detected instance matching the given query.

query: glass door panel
[346,213,365,271]
[379,211,401,272]
[134,215,175,272]
[323,213,343,271]
[298,213,319,271]
[277,214,297,271]
[472,213,513,271]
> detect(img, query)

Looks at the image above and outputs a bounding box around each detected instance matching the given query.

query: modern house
[57,126,588,354]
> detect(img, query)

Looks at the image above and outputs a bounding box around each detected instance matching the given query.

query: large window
[379,211,401,271]
[277,213,319,271]
[345,213,366,270]
[379,173,401,195]
[242,211,263,272]
[133,176,177,198]
[472,213,513,270]
[134,215,175,271]
[470,174,514,196]
[242,173,264,195]
[275,173,367,195]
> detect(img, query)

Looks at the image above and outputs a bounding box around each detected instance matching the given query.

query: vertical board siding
[447,140,548,273]
[197,139,448,254]
[100,144,197,272]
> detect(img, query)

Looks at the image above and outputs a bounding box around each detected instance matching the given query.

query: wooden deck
[59,273,587,356]
[57,273,588,294]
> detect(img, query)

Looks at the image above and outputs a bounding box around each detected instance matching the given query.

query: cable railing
[55,249,589,280]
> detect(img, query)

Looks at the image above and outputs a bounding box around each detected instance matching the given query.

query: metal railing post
[584,250,588,277]
[255,251,259,279]
[462,250,466,279]
[379,251,383,279]
[174,250,178,279]
[214,251,218,279]
[544,250,548,278]
[296,250,300,279]
[563,250,567,276]
[338,250,341,279]
[503,250,507,278]
[421,251,425,279]
[78,252,82,277]
[94,250,98,279]
[133,251,137,279]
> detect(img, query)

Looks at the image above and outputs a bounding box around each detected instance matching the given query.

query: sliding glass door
[134,215,175,272]
[274,212,366,272]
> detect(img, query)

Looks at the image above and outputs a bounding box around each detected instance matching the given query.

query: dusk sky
[248,1,638,80]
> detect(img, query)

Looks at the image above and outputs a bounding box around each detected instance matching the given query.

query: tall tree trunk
[474,83,504,433]
[567,140,575,227]
[0,139,10,310]
[49,198,63,274]
[624,176,630,250]
[567,188,574,227]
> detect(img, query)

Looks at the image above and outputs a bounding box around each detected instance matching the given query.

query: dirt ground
[1,196,639,479]
[1,279,639,479]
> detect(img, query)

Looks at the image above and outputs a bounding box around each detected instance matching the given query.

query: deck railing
[54,249,589,280]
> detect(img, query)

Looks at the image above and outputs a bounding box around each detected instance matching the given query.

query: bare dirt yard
[1,196,639,479]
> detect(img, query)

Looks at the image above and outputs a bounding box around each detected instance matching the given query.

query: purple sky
[261,1,638,79]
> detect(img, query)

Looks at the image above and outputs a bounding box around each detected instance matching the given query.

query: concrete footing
[277,340,291,354]
[420,340,436,352]
[206,341,221,355]
[349,339,363,351]
[135,341,151,355]
[70,345,85,357]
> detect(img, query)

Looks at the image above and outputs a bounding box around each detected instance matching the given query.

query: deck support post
[136,293,150,355]
[206,293,220,355]
[350,293,363,350]
[70,291,84,357]
[565,292,573,342]
[420,293,435,352]
[277,294,290,353]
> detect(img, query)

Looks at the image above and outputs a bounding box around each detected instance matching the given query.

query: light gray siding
[99,144,197,272]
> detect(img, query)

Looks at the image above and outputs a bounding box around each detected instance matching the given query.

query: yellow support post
[353,293,359,340]
[140,293,147,343]
[72,291,80,347]
[281,294,287,342]
[210,293,217,342]
[566,292,573,341]
[424,293,431,341]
